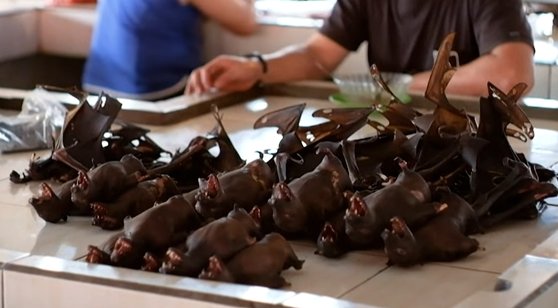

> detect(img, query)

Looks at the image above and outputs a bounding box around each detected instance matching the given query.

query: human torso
[321,0,532,73]
[83,0,202,99]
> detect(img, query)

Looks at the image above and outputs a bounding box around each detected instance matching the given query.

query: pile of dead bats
[12,34,558,288]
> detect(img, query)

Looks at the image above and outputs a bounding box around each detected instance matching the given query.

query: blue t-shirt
[83,0,202,100]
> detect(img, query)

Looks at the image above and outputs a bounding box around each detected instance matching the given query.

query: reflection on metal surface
[239,285,282,301]
[36,256,67,272]
[245,99,269,112]
[523,97,558,108]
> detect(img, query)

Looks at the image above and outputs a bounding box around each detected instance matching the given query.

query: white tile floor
[1,95,558,307]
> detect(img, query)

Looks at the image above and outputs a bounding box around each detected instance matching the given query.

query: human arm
[49,0,96,4]
[186,32,350,94]
[187,0,257,35]
[409,41,534,97]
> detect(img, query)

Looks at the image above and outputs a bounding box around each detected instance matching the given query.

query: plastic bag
[0,88,67,153]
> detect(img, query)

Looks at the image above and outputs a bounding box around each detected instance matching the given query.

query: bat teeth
[92,215,120,230]
[143,253,156,263]
[396,158,408,170]
[91,215,106,226]
[319,223,337,242]
[348,196,366,217]
[165,249,183,265]
[206,174,220,197]
[141,253,159,272]
[208,256,222,271]
[274,182,293,201]
[203,256,223,278]
[77,171,89,190]
[435,203,448,213]
[40,182,55,199]
[249,206,261,223]
[113,237,133,256]
[198,174,220,199]
[161,263,175,272]
[390,217,408,237]
[85,245,104,263]
[91,203,107,215]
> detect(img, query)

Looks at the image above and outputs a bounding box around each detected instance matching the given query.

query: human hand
[186,55,264,95]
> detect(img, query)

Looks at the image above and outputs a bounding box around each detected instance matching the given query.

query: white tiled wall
[549,65,558,99]
[533,63,551,98]
[38,6,97,56]
[0,10,38,62]
[0,5,367,76]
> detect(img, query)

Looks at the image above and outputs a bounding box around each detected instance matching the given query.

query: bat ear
[424,33,461,115]
[228,205,253,222]
[253,103,306,135]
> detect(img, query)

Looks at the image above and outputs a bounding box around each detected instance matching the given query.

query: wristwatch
[244,52,268,74]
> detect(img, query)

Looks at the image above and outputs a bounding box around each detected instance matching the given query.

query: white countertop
[1,94,558,307]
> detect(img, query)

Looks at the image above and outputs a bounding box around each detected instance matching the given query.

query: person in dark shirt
[186,0,534,98]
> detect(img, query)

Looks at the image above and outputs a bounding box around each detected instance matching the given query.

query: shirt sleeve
[472,0,534,55]
[319,0,367,52]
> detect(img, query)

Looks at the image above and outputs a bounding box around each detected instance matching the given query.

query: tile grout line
[429,262,501,275]
[334,261,502,300]
[336,265,391,299]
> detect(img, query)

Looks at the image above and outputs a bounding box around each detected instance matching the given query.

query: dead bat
[194,159,275,220]
[315,211,351,258]
[382,187,480,267]
[160,206,259,277]
[70,154,147,212]
[91,175,180,230]
[269,148,351,236]
[199,232,304,288]
[53,90,121,169]
[344,159,445,247]
[106,190,202,269]
[29,179,76,223]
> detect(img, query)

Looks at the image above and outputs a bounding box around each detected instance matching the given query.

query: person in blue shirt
[83,0,257,101]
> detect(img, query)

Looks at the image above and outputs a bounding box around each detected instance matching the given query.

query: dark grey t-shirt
[320,0,534,74]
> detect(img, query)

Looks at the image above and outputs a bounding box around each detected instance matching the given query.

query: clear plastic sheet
[0,88,67,153]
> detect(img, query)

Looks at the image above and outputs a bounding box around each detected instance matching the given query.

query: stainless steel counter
[0,93,558,307]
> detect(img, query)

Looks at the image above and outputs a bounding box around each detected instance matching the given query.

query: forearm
[191,0,257,35]
[222,0,258,35]
[257,33,349,85]
[446,52,533,97]
[410,42,534,98]
[186,33,349,94]
[410,58,523,97]
[260,45,331,84]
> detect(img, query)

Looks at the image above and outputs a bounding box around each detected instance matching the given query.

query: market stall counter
[0,83,558,307]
